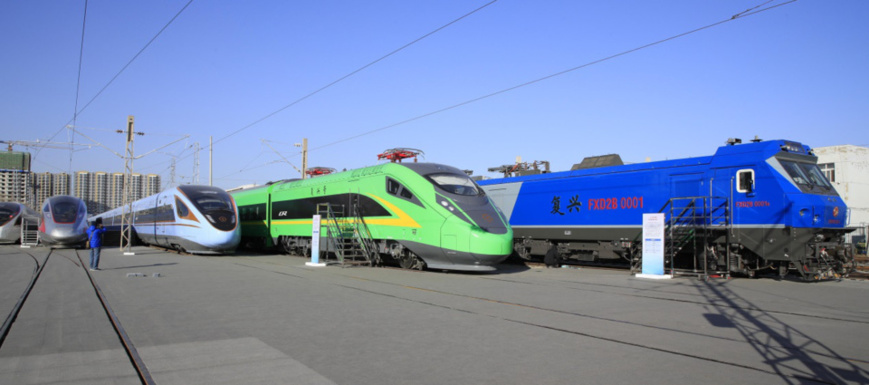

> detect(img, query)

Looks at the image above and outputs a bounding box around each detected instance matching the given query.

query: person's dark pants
[90,247,101,269]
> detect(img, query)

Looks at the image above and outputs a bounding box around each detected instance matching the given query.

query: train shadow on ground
[696,280,869,383]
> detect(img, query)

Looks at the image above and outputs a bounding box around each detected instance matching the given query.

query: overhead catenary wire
[68,0,89,177]
[207,0,500,150]
[41,0,196,148]
[211,0,797,185]
[309,0,799,153]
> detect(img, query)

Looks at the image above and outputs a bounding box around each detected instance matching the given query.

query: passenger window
[737,169,754,193]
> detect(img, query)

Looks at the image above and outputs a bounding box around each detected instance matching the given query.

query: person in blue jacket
[87,217,107,271]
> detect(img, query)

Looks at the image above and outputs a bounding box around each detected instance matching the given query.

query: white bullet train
[0,202,38,244]
[91,185,241,254]
[39,195,89,247]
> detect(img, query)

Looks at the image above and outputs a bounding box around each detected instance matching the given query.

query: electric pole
[119,115,142,255]
[302,138,308,179]
[193,142,200,185]
[295,138,308,179]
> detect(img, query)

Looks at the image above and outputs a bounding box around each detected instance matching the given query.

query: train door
[155,194,168,247]
[711,167,762,249]
[713,167,757,224]
[711,167,737,231]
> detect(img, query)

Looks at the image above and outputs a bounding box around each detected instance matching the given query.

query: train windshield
[179,186,234,212]
[0,203,19,225]
[779,160,832,188]
[51,201,79,223]
[427,173,484,196]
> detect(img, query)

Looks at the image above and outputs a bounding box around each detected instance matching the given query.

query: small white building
[814,145,869,244]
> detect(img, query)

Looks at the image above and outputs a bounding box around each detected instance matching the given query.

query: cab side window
[387,178,401,195]
[176,197,190,218]
[737,169,755,193]
[386,177,414,200]
[386,177,422,207]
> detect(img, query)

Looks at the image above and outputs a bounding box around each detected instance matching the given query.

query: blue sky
[2,0,867,190]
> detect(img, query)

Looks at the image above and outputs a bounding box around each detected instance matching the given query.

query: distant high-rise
[35,172,53,205]
[74,171,90,207]
[0,152,30,171]
[144,173,161,196]
[129,173,144,201]
[53,173,70,196]
[0,170,32,206]
[66,170,166,211]
[110,172,125,209]
[90,171,109,214]
[0,152,33,206]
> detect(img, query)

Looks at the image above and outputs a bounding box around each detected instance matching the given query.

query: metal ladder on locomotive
[630,195,732,280]
[316,200,380,267]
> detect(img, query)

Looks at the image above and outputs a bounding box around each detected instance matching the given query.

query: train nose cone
[469,228,513,265]
[49,228,87,245]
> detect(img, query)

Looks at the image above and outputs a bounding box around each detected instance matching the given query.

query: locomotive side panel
[480,139,853,280]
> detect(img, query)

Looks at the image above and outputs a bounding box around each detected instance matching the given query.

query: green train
[230,162,513,271]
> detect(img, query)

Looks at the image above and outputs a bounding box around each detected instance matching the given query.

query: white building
[814,145,869,243]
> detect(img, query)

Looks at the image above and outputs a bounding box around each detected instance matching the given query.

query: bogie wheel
[280,237,293,255]
[513,242,532,261]
[398,252,425,270]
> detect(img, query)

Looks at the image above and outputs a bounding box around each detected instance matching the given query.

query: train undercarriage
[276,235,426,270]
[510,227,855,281]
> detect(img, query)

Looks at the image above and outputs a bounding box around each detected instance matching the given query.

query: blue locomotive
[478,139,854,280]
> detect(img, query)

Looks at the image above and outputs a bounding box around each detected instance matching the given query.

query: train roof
[230,162,469,194]
[399,162,468,176]
[478,139,815,184]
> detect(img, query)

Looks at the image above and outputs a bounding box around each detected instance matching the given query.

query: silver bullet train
[0,202,38,244]
[91,185,241,254]
[39,195,89,247]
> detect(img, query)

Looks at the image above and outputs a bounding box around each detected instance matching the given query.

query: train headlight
[799,209,808,217]
[440,199,456,213]
[813,215,820,223]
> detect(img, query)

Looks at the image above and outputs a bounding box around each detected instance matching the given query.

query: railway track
[0,249,154,384]
[0,249,47,346]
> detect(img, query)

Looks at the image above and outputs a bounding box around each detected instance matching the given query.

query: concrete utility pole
[120,115,139,255]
